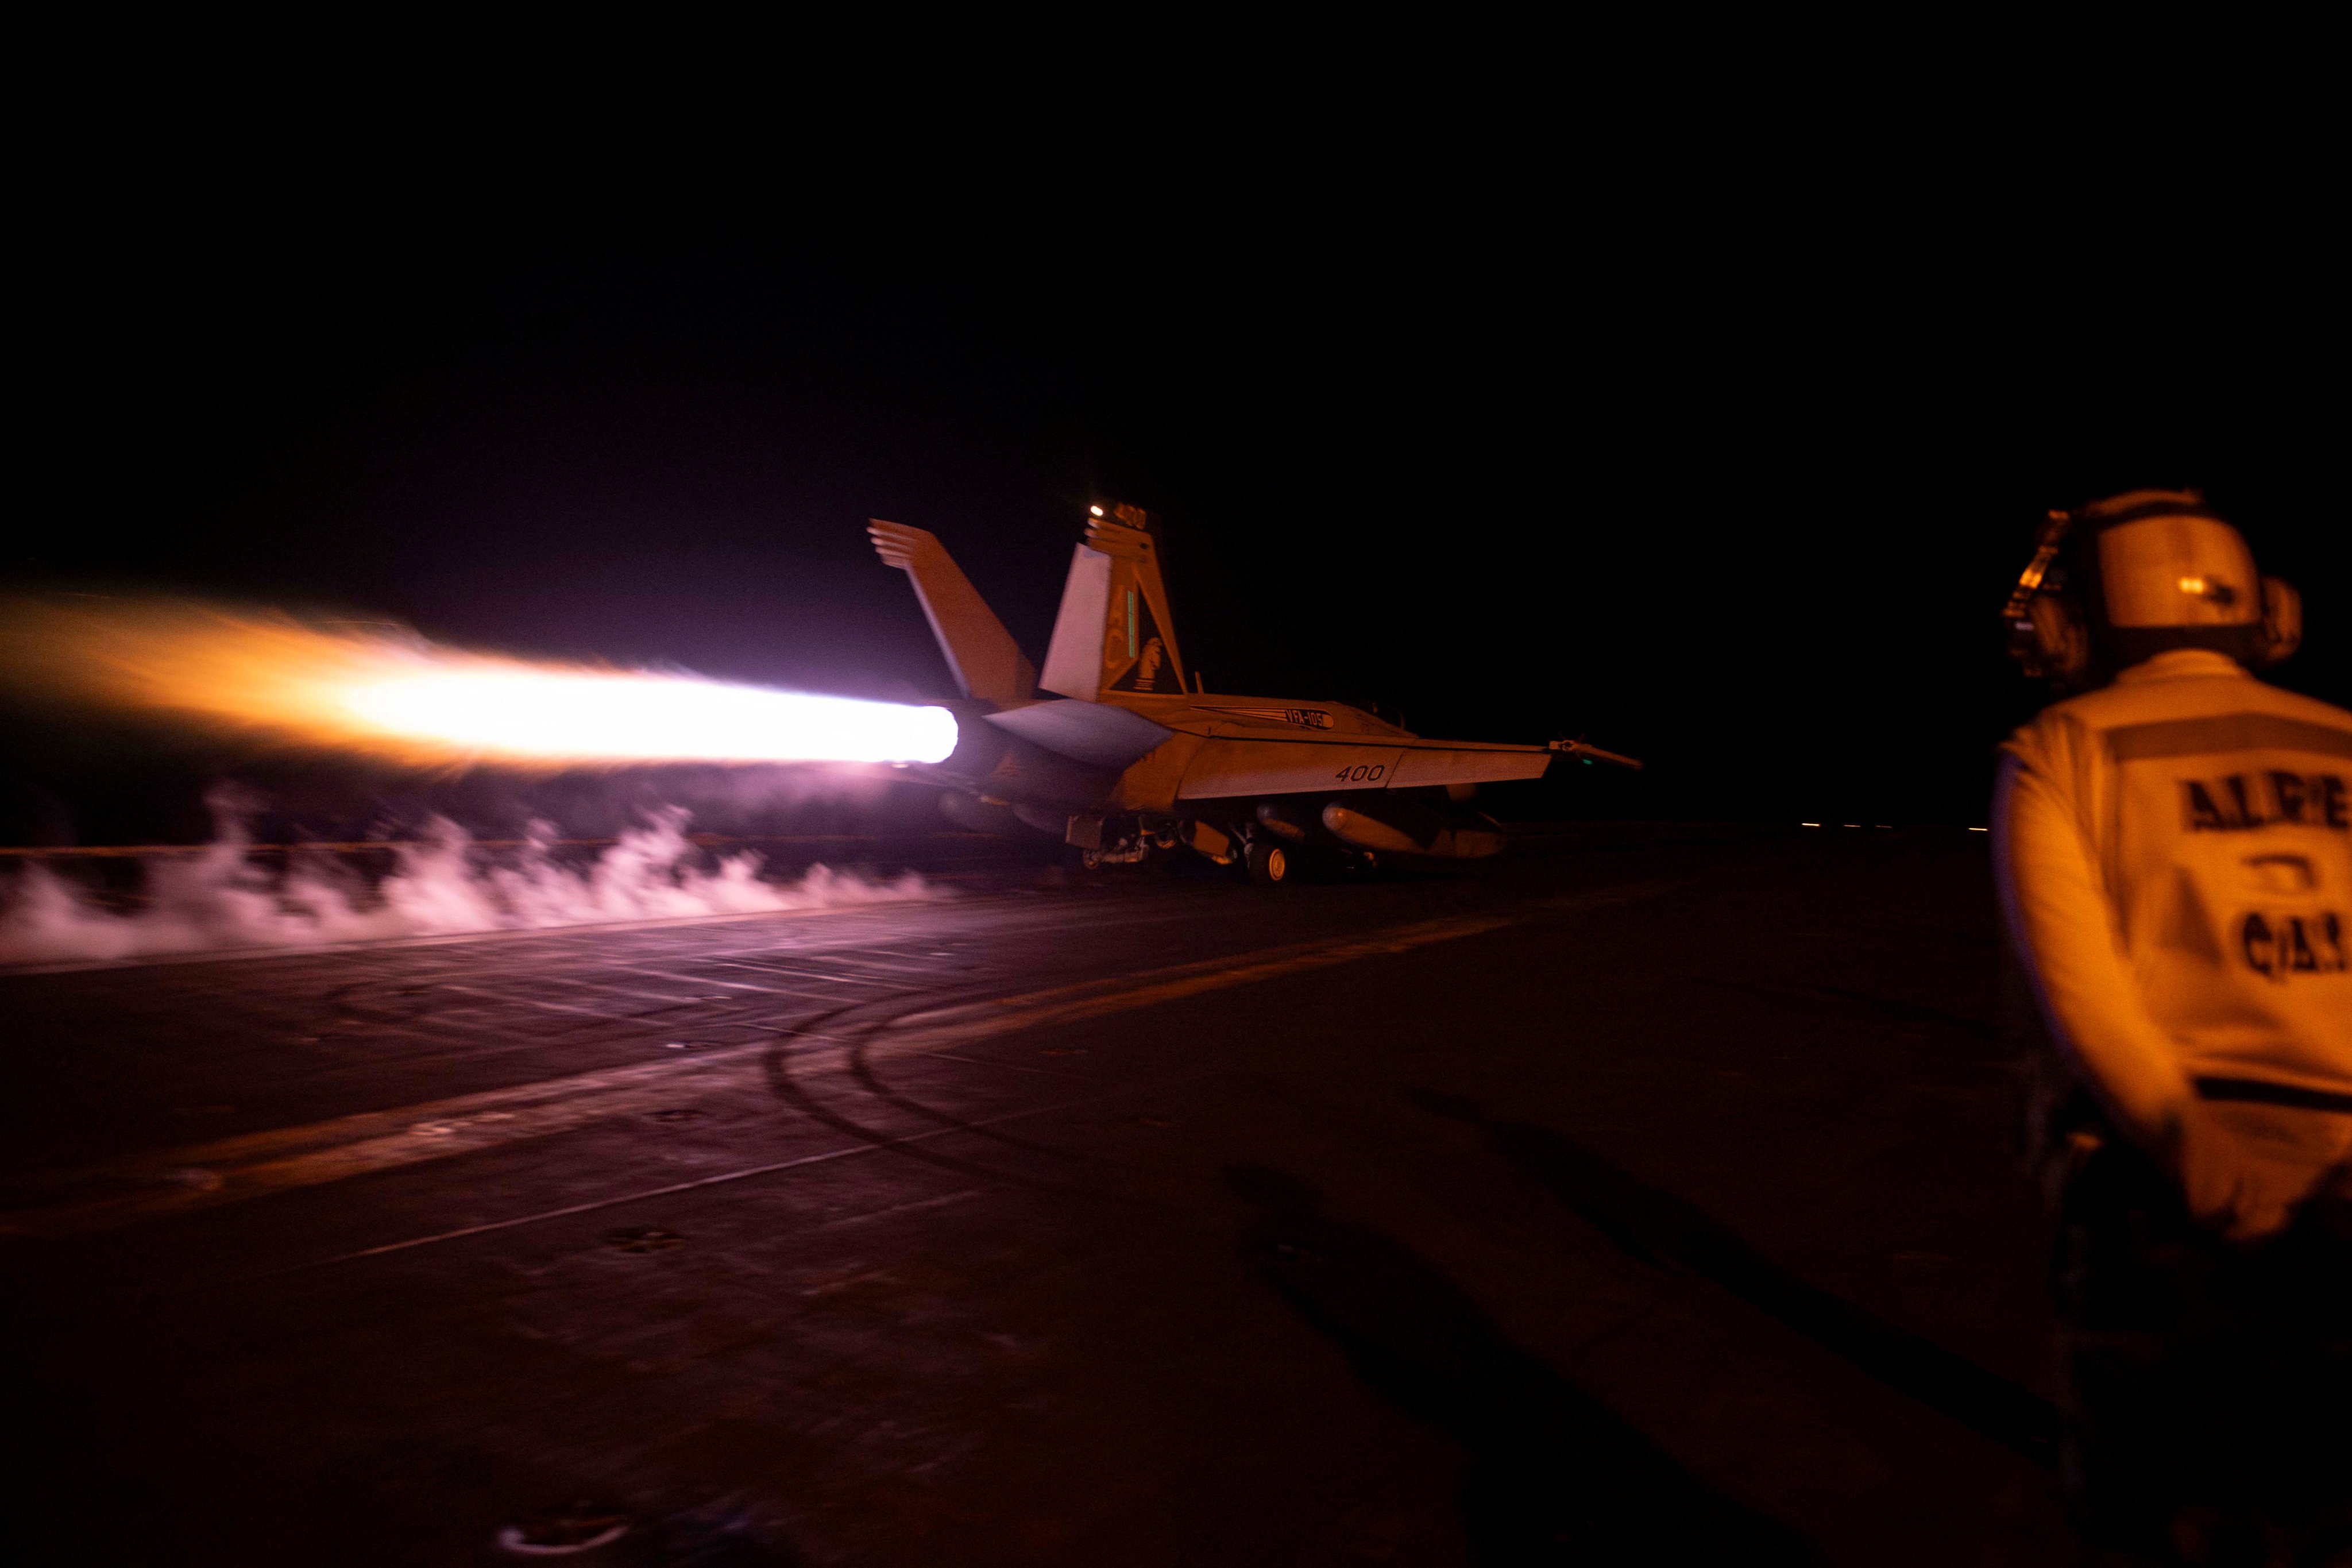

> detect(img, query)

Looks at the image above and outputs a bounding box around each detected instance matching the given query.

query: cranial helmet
[2004,489,2301,688]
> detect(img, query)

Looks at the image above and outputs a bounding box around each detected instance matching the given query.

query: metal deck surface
[0,827,2068,1565]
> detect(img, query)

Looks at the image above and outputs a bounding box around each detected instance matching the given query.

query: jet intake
[1185,820,1234,862]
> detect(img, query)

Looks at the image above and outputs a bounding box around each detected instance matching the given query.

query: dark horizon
[11,174,2343,844]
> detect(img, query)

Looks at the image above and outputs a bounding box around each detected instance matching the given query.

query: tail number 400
[1334,763,1387,783]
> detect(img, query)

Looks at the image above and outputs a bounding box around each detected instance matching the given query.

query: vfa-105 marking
[868,501,1639,884]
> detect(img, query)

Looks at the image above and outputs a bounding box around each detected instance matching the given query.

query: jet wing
[1175,728,1554,800]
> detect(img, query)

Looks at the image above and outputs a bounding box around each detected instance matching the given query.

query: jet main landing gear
[1244,841,1289,886]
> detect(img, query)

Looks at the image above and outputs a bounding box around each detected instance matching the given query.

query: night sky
[10,142,2343,844]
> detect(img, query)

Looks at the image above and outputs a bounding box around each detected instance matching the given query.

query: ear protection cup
[2254,576,2302,666]
[2024,593,2089,682]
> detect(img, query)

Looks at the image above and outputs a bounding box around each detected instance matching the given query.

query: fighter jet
[870,501,1637,884]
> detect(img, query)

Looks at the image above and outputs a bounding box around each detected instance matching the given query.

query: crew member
[1995,490,2350,1562]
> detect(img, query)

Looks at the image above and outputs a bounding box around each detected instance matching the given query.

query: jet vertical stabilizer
[1040,502,1189,701]
[867,520,1036,706]
[871,500,1640,884]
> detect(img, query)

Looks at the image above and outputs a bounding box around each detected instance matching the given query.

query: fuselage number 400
[1335,763,1387,783]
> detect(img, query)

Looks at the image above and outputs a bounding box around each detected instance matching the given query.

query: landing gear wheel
[1245,842,1289,886]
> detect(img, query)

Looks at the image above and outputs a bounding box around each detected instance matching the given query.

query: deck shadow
[1408,1090,2056,1465]
[1224,1163,1816,1566]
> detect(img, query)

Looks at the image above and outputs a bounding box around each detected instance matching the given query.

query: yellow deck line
[893,913,1515,1038]
[0,909,1538,1237]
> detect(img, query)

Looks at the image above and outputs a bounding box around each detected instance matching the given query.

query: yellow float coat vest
[1996,650,2352,1177]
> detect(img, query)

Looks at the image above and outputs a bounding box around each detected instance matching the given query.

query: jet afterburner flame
[1,598,957,767]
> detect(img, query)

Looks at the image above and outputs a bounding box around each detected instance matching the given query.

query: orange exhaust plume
[0,598,959,768]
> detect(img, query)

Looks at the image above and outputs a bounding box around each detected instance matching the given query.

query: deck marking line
[280,1089,1156,1272]
[2,887,1670,1237]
